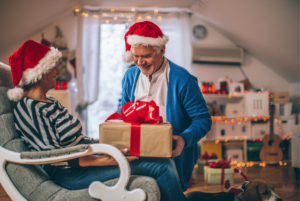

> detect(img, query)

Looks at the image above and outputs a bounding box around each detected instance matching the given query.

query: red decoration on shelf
[201,83,208,94]
[220,81,228,94]
[55,81,60,90]
[61,81,68,90]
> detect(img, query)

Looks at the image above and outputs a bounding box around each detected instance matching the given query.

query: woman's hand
[79,148,139,167]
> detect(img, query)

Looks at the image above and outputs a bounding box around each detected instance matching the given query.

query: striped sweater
[14,96,85,151]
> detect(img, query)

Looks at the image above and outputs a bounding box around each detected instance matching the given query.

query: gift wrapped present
[197,152,219,174]
[99,100,172,157]
[206,159,234,185]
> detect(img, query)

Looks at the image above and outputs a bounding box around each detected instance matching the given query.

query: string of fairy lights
[203,90,293,143]
[211,115,292,144]
[74,7,163,24]
[194,160,287,171]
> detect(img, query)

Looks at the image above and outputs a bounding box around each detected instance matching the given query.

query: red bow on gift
[206,159,232,168]
[199,152,218,159]
[105,100,163,156]
[106,100,163,124]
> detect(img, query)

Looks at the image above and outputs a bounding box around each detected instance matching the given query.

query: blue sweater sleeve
[179,77,212,148]
[120,70,131,113]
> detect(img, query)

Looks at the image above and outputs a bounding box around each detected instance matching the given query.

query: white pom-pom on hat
[122,51,134,63]
[7,87,24,101]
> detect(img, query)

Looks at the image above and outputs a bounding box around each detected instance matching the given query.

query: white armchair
[0,144,148,201]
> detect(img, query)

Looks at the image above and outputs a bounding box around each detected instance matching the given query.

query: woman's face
[41,67,60,91]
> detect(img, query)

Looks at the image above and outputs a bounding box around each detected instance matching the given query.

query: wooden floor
[1,163,299,200]
[186,162,300,201]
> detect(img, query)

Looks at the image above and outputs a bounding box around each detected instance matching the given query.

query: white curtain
[136,11,192,71]
[76,10,101,135]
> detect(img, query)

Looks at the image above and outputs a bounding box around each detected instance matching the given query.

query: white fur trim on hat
[21,47,61,86]
[7,87,24,101]
[123,51,134,63]
[127,34,169,47]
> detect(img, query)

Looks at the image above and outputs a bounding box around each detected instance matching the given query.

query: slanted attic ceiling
[0,0,298,82]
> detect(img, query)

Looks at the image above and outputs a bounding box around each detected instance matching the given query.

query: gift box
[206,167,234,185]
[99,100,172,157]
[270,91,289,102]
[198,158,220,174]
[197,152,219,174]
[100,121,172,157]
[205,160,234,185]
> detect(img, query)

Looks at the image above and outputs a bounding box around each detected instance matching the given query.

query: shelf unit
[201,139,248,163]
[201,92,271,163]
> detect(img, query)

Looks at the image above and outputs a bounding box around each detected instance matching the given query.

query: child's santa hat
[7,40,61,101]
[123,21,169,63]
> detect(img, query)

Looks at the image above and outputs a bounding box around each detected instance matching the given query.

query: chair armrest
[20,144,90,159]
[0,144,147,201]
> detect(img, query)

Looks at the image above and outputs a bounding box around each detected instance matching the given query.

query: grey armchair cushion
[0,63,160,201]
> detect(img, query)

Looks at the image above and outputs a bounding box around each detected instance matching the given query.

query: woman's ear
[41,74,48,82]
[243,185,261,201]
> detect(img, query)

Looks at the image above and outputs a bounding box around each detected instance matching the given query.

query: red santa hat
[123,21,169,63]
[7,40,61,101]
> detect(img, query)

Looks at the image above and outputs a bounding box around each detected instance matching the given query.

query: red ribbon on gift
[105,100,163,156]
[206,159,232,185]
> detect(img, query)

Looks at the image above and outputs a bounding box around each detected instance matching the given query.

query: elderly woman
[7,40,189,201]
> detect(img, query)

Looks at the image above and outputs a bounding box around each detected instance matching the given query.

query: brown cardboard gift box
[270,91,289,102]
[99,120,172,157]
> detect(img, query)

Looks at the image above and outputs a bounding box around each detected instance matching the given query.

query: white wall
[189,15,290,93]
[290,82,300,97]
[0,11,77,65]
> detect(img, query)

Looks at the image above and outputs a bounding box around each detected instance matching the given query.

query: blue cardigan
[121,59,212,190]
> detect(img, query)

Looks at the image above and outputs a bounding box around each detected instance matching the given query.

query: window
[87,23,127,139]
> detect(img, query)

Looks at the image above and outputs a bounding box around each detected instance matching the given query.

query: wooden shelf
[203,94,244,98]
